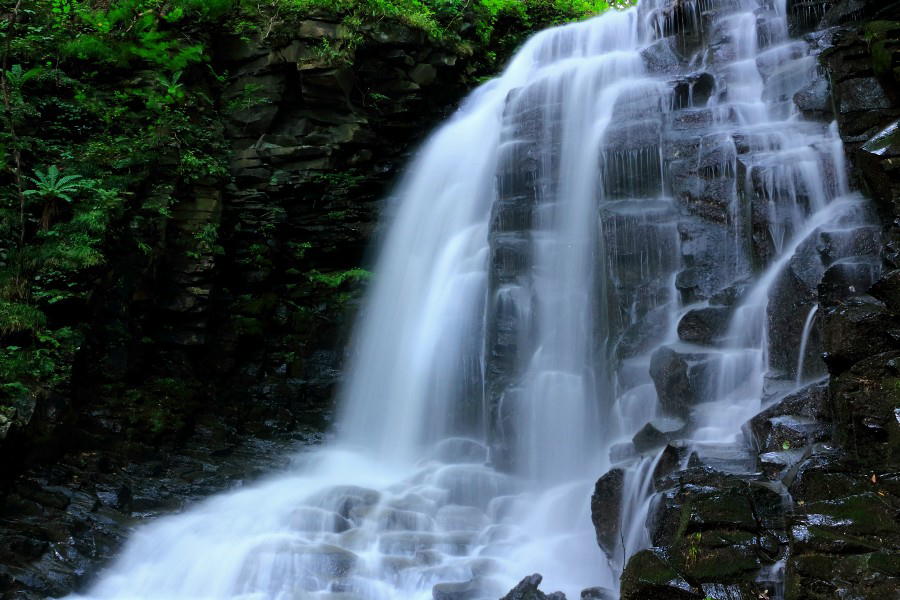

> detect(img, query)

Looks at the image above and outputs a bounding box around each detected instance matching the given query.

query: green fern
[24,165,86,205]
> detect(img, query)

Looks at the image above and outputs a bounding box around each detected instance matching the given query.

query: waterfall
[65,1,881,599]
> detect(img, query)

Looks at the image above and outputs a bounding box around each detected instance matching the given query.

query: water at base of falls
[66,1,882,599]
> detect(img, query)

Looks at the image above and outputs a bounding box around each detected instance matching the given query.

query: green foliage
[0,301,46,335]
[187,222,224,259]
[307,267,371,288]
[0,0,227,408]
[225,82,272,112]
[236,0,636,48]
[24,165,86,204]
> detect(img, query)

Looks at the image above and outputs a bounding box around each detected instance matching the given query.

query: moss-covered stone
[620,549,703,600]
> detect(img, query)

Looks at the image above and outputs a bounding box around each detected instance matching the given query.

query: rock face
[783,6,900,600]
[622,469,784,600]
[500,574,567,600]
[591,468,625,558]
[611,2,900,600]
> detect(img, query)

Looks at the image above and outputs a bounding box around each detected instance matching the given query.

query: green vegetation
[0,0,632,426]
[258,0,638,42]
[0,0,229,410]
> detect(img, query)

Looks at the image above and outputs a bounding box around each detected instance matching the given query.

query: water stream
[67,1,880,599]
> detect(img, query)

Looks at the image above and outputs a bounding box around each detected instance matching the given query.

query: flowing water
[68,1,881,599]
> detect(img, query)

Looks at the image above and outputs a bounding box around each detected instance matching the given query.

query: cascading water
[66,1,882,599]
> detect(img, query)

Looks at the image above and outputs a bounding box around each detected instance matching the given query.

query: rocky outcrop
[611,2,900,600]
[500,574,567,600]
[622,469,784,600]
[784,6,900,600]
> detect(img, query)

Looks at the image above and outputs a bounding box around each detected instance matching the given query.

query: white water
[796,303,819,385]
[67,1,880,599]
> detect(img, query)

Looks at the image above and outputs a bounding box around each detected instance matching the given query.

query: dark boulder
[870,268,900,313]
[653,443,686,487]
[830,350,900,468]
[648,470,785,549]
[500,574,566,600]
[709,279,752,307]
[745,382,829,454]
[786,552,900,600]
[620,549,703,600]
[822,295,899,373]
[580,587,615,600]
[794,77,834,121]
[650,346,713,418]
[632,419,688,453]
[677,306,730,345]
[817,261,881,307]
[591,468,624,559]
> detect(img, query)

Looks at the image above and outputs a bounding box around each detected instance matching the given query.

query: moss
[863,21,900,83]
[675,546,760,582]
[802,493,900,537]
[622,548,682,587]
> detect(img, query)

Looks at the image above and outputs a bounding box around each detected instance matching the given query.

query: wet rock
[794,77,834,121]
[653,443,685,486]
[432,580,481,600]
[616,305,671,359]
[649,470,785,549]
[672,73,716,110]
[580,587,615,600]
[677,306,730,345]
[816,226,881,266]
[709,280,751,307]
[297,19,348,40]
[822,295,899,373]
[500,574,566,600]
[633,418,687,453]
[310,485,381,523]
[746,383,830,454]
[609,441,637,464]
[830,350,900,468]
[790,492,900,554]
[675,268,704,304]
[676,219,731,302]
[620,549,703,600]
[642,470,784,592]
[591,468,624,559]
[817,261,881,307]
[786,551,900,600]
[649,347,690,414]
[649,346,712,418]
[870,268,900,313]
[759,449,809,480]
[836,77,894,125]
[642,38,681,74]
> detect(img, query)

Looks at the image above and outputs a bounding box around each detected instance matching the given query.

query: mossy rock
[787,552,900,600]
[670,540,762,583]
[651,475,784,547]
[620,548,703,600]
[798,493,900,541]
[830,351,900,469]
